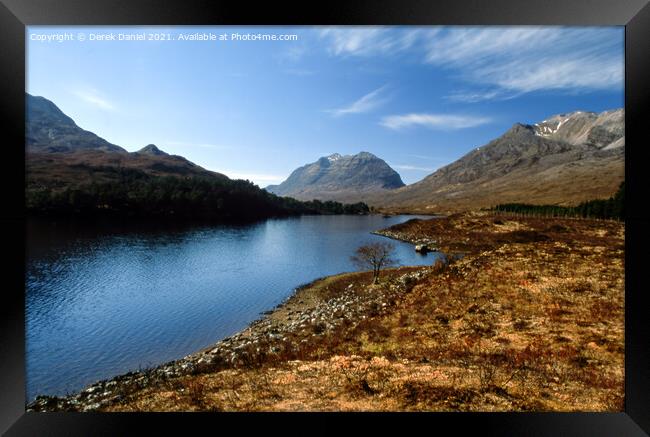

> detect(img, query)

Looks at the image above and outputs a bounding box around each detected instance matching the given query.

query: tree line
[492,181,624,220]
[26,168,370,219]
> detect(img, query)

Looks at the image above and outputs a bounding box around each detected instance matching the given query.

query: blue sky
[27,26,624,186]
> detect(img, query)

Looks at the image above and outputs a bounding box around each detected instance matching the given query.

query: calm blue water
[26,214,439,401]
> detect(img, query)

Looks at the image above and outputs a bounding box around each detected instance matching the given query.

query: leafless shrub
[351,242,397,284]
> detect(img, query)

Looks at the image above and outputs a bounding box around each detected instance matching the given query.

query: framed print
[1,0,649,435]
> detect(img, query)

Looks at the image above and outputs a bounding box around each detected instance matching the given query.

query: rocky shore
[371,229,437,249]
[28,211,624,412]
[28,266,429,412]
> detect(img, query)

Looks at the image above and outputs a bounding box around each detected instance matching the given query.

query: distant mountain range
[27,92,624,215]
[269,109,624,212]
[371,109,624,212]
[266,152,404,202]
[25,94,369,218]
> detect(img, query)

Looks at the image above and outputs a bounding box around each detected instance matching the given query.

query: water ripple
[26,214,438,400]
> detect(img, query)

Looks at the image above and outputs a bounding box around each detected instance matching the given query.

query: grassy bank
[28,211,624,412]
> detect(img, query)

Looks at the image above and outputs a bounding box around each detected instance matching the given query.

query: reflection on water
[26,214,440,400]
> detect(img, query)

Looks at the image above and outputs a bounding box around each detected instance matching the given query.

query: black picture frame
[1,0,648,435]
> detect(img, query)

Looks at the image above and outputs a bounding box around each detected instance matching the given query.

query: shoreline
[25,212,427,407]
[28,264,430,412]
[28,212,624,412]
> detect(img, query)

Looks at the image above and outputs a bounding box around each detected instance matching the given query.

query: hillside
[371,109,624,213]
[26,94,231,188]
[27,94,127,154]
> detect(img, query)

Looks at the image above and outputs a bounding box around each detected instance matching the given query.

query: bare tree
[351,242,397,284]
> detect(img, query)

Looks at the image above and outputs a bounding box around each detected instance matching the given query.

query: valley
[25,93,626,412]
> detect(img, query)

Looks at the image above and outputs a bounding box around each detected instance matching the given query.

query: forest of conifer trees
[493,182,624,220]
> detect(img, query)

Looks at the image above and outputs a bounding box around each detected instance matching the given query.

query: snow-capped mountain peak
[327,153,343,162]
[531,109,623,149]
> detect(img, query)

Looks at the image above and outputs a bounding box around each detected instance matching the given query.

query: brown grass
[47,212,625,412]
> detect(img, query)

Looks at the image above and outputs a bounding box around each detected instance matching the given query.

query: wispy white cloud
[278,44,309,63]
[391,164,436,172]
[289,45,307,61]
[319,27,623,100]
[327,85,390,117]
[445,89,513,103]
[480,55,623,94]
[425,27,623,100]
[380,113,491,131]
[424,28,559,65]
[73,88,115,110]
[405,154,446,162]
[318,27,440,57]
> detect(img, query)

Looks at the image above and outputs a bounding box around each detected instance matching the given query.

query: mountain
[26,94,127,153]
[372,109,624,213]
[26,94,229,187]
[25,94,370,219]
[266,152,405,202]
[532,109,624,149]
[136,144,169,156]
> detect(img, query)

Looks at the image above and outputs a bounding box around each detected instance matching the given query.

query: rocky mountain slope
[26,93,228,188]
[266,152,405,202]
[373,109,624,213]
[27,94,126,154]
